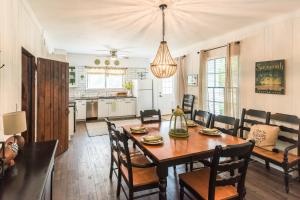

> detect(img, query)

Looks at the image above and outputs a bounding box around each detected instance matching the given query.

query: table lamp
[3,111,27,141]
[0,111,26,177]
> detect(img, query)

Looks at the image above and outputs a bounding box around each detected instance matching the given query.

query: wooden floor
[53,122,300,200]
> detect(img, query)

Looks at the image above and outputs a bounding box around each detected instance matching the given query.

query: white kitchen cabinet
[108,99,122,117]
[76,100,86,120]
[98,99,109,118]
[124,98,136,116]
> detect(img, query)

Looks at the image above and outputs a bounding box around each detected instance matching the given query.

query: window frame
[86,72,124,90]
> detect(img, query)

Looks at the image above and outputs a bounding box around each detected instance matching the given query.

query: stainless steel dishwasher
[86,100,98,119]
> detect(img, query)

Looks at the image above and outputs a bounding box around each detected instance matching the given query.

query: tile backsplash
[69,66,149,97]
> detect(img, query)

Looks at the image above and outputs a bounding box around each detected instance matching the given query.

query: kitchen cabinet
[98,99,109,118]
[76,100,86,120]
[97,98,136,119]
[68,105,75,140]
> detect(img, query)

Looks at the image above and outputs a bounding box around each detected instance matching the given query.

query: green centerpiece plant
[123,81,133,96]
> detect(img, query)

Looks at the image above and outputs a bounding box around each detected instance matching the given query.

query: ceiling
[27,0,300,58]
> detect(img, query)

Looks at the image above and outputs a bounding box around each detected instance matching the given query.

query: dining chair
[210,115,240,137]
[113,126,159,200]
[193,110,212,128]
[240,108,270,139]
[179,140,255,200]
[140,109,161,124]
[104,118,141,180]
[182,94,195,119]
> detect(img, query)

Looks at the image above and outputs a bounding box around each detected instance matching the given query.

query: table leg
[157,164,168,200]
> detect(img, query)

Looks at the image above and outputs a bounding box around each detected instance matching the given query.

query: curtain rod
[197,41,240,54]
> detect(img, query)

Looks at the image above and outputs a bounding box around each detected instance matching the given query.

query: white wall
[175,10,300,117]
[0,0,65,132]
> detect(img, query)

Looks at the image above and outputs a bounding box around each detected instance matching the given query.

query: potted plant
[123,81,133,96]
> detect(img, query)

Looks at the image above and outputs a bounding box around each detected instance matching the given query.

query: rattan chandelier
[150,4,177,78]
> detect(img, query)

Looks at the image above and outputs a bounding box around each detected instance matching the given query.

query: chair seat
[252,146,300,165]
[120,155,159,187]
[179,168,238,200]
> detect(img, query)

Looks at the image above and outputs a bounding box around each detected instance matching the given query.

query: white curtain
[174,56,187,106]
[224,42,240,118]
[198,50,207,110]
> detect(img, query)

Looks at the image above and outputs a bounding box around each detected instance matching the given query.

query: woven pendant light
[150,4,177,78]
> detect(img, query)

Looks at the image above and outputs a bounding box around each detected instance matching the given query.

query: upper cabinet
[69,66,77,87]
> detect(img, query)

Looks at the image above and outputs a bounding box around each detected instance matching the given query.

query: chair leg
[180,183,184,200]
[117,170,121,197]
[298,161,300,182]
[190,161,194,171]
[265,160,270,170]
[109,155,114,179]
[129,189,134,200]
[173,165,177,173]
[284,167,290,193]
[185,163,188,172]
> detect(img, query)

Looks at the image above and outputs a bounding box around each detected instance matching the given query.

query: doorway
[155,77,175,115]
[21,48,36,143]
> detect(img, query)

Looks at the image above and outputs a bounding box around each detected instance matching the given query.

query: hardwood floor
[53,122,300,200]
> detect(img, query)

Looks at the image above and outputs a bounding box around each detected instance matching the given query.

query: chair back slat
[104,118,118,151]
[140,109,161,124]
[240,108,270,139]
[217,159,245,172]
[215,175,241,187]
[211,115,239,136]
[208,141,255,200]
[269,113,300,156]
[182,94,195,110]
[193,110,212,128]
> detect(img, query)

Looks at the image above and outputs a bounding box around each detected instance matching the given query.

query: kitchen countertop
[69,96,136,101]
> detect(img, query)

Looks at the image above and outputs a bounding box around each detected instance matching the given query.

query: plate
[141,137,164,145]
[130,127,147,134]
[131,130,147,134]
[200,130,222,136]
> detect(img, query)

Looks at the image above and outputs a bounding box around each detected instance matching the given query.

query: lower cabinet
[98,98,136,118]
[76,100,86,120]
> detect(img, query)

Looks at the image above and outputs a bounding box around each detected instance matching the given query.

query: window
[106,74,123,89]
[162,77,173,95]
[87,73,105,89]
[207,58,226,115]
[86,68,125,89]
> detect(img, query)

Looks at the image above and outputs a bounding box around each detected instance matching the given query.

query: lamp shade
[150,41,177,78]
[3,111,27,135]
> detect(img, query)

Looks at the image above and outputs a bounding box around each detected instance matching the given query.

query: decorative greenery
[104,59,110,66]
[94,59,100,65]
[123,81,133,90]
[80,75,84,79]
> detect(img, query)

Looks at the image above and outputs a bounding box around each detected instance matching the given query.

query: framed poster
[187,74,198,86]
[255,60,285,95]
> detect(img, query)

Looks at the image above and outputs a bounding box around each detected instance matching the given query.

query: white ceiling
[27,0,300,58]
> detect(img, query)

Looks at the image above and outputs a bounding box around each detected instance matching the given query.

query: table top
[123,121,246,162]
[0,140,58,200]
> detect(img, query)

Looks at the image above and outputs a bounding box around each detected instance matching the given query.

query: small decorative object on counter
[123,81,133,96]
[169,106,189,138]
[80,74,84,80]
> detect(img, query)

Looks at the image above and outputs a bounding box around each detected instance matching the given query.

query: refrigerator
[132,79,153,116]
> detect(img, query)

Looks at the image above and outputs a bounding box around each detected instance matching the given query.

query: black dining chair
[211,115,240,137]
[182,94,195,119]
[113,126,159,200]
[193,110,212,128]
[239,108,270,139]
[104,118,141,179]
[140,109,161,124]
[179,140,255,200]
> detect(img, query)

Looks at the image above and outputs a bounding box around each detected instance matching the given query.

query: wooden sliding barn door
[37,58,69,155]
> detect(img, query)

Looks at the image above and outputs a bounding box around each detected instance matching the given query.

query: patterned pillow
[247,124,280,150]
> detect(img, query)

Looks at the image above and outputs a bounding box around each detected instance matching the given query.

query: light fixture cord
[162,6,165,42]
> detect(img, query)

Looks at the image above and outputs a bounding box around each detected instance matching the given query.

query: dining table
[122,121,246,200]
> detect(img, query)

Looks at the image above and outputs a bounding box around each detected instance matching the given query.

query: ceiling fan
[96,46,132,60]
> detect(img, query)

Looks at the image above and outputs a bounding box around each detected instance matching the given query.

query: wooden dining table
[122,121,246,200]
